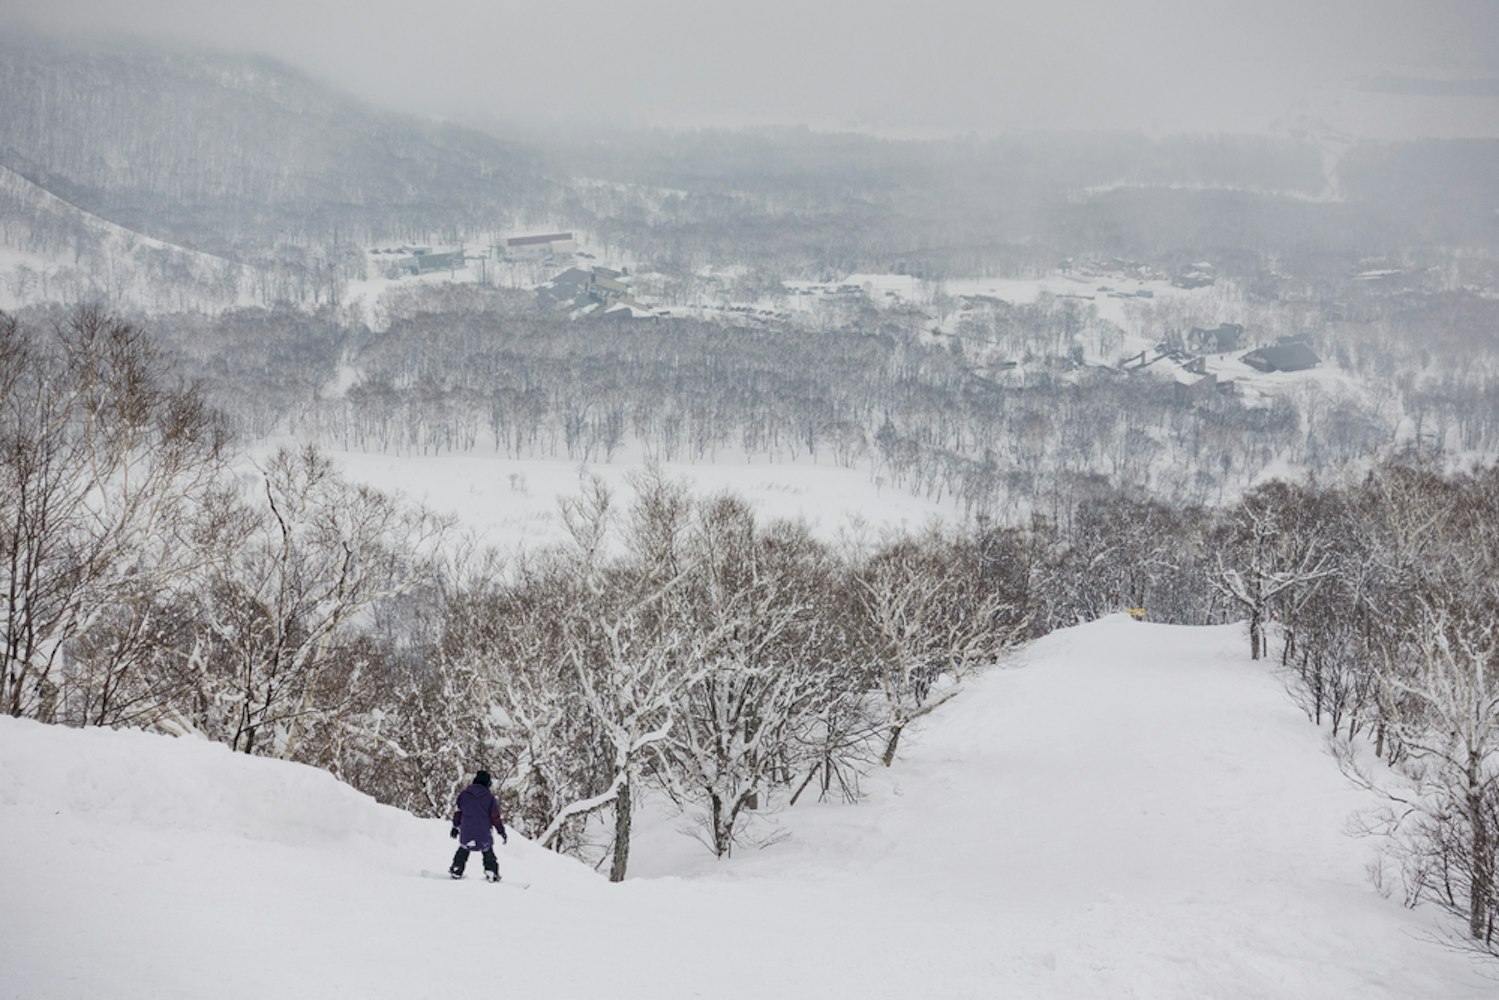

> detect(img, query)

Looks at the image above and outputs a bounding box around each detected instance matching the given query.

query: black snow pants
[450,845,498,877]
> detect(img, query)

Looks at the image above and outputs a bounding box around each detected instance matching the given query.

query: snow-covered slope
[0,164,244,312]
[1,617,1492,999]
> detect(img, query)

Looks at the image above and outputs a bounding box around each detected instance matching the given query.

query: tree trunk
[788,762,822,807]
[882,722,905,767]
[710,792,728,857]
[609,774,631,883]
[1468,755,1490,941]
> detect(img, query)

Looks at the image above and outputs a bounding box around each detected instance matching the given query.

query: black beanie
[475,770,492,787]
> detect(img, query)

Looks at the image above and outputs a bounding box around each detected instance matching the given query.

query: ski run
[2,615,1493,999]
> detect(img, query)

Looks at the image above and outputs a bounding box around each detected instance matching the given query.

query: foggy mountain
[0,29,551,256]
[3,28,1497,290]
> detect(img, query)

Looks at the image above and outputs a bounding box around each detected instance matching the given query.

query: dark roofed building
[1188,323,1245,354]
[537,265,655,319]
[507,232,574,248]
[1240,342,1321,373]
[547,267,594,289]
[1172,370,1217,407]
[506,232,577,257]
[400,248,465,274]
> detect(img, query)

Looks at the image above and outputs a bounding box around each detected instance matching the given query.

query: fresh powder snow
[1,615,1492,999]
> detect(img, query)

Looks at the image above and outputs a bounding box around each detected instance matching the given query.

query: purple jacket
[452,783,506,851]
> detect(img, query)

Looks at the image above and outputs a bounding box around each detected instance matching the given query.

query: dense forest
[10,270,1483,528]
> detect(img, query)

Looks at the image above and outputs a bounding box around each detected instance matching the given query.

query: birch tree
[532,473,703,881]
[437,548,599,854]
[858,531,1027,766]
[1343,583,1499,952]
[1383,590,1499,945]
[0,308,227,718]
[668,497,842,856]
[1212,483,1334,660]
[186,445,445,756]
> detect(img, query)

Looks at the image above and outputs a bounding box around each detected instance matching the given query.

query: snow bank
[0,718,422,851]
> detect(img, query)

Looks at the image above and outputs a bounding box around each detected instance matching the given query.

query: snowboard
[420,869,530,889]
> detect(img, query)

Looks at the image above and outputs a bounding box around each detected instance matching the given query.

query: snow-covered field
[3,616,1493,999]
[321,448,954,554]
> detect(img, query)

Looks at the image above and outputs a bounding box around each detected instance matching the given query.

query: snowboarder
[448,769,508,881]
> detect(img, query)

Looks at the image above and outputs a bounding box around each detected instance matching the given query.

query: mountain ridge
[0,28,552,254]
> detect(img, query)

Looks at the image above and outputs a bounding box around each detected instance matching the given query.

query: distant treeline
[62,273,1492,528]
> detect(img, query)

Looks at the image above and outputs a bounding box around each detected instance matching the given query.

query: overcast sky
[9,0,1499,136]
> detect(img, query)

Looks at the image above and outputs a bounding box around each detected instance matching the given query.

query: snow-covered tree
[1385,588,1499,944]
[667,496,845,856]
[1213,482,1334,660]
[0,308,227,719]
[181,445,445,757]
[1329,461,1499,951]
[857,530,1028,766]
[519,473,703,881]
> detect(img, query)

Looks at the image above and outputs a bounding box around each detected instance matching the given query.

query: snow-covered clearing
[321,448,952,553]
[2,616,1493,999]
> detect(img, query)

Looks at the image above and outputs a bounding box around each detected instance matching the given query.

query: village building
[1188,323,1246,354]
[399,247,466,275]
[536,267,596,309]
[1240,342,1321,373]
[1173,261,1216,289]
[536,264,656,319]
[1171,357,1218,406]
[600,297,657,321]
[504,232,577,258]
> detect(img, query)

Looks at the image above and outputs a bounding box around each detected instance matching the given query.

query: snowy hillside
[0,164,244,312]
[2,616,1491,999]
